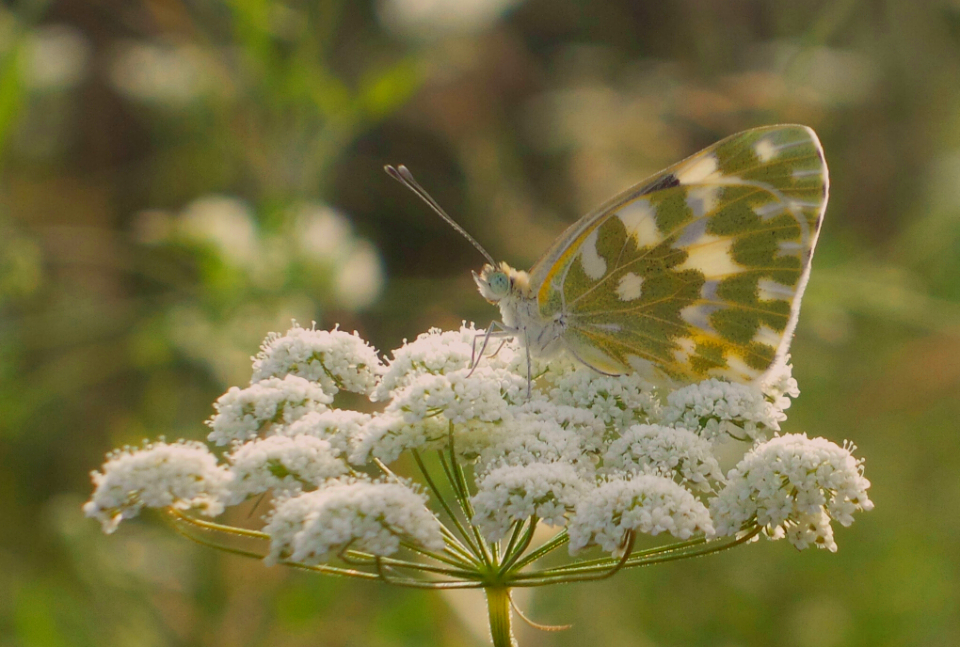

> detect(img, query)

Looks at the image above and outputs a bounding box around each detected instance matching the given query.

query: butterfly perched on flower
[387,125,828,386]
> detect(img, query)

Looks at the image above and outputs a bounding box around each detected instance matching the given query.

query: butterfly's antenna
[385,164,498,268]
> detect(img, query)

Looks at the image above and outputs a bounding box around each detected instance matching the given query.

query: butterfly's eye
[487,271,510,297]
[474,266,512,302]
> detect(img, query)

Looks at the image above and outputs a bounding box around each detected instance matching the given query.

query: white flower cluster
[207,375,332,445]
[84,440,232,533]
[711,434,874,552]
[660,378,789,443]
[263,479,444,565]
[251,324,382,395]
[86,323,873,563]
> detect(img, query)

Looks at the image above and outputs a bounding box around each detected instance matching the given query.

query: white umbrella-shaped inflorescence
[85,322,873,617]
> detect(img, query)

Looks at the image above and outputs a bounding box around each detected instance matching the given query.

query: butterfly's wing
[529,125,828,383]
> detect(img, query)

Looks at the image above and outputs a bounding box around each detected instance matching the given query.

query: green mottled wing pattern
[531,125,828,383]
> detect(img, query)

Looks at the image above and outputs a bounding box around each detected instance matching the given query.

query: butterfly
[386,124,828,386]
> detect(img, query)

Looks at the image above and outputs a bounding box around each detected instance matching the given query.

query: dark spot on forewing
[639,173,680,195]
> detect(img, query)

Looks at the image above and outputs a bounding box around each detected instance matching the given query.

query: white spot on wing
[676,235,741,276]
[754,202,784,219]
[627,355,655,376]
[579,228,607,279]
[616,272,644,301]
[754,138,777,162]
[677,154,719,185]
[590,323,622,333]
[680,304,718,331]
[723,355,763,381]
[616,200,662,245]
[672,337,697,364]
[775,241,803,258]
[754,325,783,348]
[757,279,795,302]
[686,186,720,217]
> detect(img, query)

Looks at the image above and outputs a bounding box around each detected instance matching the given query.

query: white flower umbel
[568,475,715,555]
[226,435,350,503]
[476,404,604,476]
[251,323,383,396]
[373,325,520,401]
[546,362,660,429]
[207,375,332,445]
[84,440,232,533]
[661,378,788,443]
[86,323,873,647]
[471,462,587,541]
[711,434,874,552]
[263,479,444,565]
[354,366,527,464]
[603,424,724,491]
[276,409,371,457]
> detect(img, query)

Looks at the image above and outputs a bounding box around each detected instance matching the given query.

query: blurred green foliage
[1,0,959,645]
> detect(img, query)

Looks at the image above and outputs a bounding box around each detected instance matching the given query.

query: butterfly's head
[473,262,530,304]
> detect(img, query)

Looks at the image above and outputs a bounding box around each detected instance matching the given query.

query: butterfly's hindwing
[533,125,828,382]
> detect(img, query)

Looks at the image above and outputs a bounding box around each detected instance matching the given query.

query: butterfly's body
[390,124,828,387]
[478,263,569,361]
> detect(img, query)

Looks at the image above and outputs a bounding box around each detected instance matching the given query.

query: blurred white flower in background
[108,40,212,106]
[377,0,525,38]
[131,198,384,384]
[20,24,91,91]
[180,195,260,268]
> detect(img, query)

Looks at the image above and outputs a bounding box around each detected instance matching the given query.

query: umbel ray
[385,125,829,391]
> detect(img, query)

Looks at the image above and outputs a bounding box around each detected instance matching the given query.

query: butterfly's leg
[468,321,513,377]
[524,330,533,399]
[488,338,510,358]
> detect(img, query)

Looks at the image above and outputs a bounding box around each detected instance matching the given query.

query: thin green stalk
[166,509,270,540]
[341,551,482,580]
[413,449,484,559]
[400,541,477,570]
[498,518,538,575]
[506,529,570,573]
[512,529,763,585]
[499,520,527,565]
[438,449,493,569]
[527,536,711,576]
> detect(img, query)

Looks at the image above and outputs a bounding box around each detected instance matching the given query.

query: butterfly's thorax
[498,289,565,356]
[474,262,565,356]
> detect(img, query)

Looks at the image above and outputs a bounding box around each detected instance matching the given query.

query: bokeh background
[2,0,960,645]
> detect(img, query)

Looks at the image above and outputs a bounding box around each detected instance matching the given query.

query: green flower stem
[439,445,494,569]
[505,529,570,573]
[399,540,477,570]
[498,519,538,574]
[510,527,763,586]
[524,536,711,577]
[166,508,271,540]
[500,520,527,560]
[412,450,484,559]
[486,586,516,647]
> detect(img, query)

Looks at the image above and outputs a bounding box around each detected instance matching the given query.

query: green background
[2,0,959,645]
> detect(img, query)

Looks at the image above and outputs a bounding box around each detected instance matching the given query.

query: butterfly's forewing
[530,125,828,382]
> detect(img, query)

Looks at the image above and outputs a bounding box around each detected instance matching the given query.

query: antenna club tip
[384,164,414,184]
